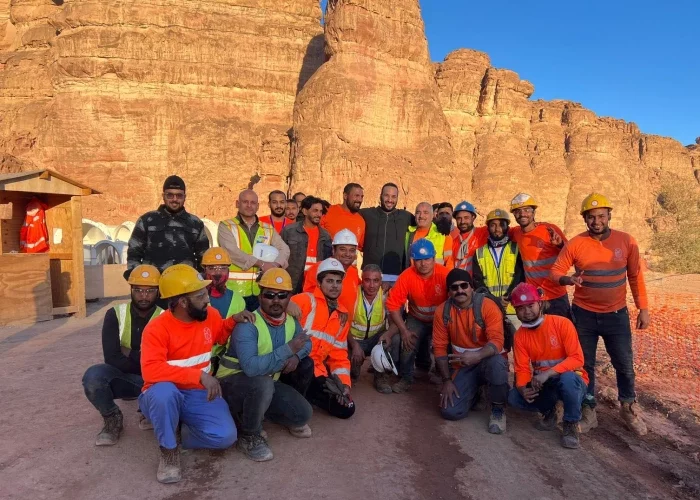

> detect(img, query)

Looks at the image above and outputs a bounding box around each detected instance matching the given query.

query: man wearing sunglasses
[433,269,509,434]
[218,269,313,462]
[82,265,164,447]
[124,176,210,295]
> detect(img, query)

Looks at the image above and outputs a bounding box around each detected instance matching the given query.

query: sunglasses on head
[262,291,290,300]
[449,282,470,291]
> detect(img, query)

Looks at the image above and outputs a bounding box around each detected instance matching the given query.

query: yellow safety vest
[222,218,274,297]
[216,311,295,380]
[475,242,519,314]
[114,303,164,349]
[350,287,386,340]
[211,290,246,361]
[406,223,451,265]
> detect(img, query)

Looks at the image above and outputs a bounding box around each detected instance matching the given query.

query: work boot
[620,402,648,436]
[535,409,558,431]
[374,373,392,394]
[472,385,489,411]
[288,424,312,439]
[237,433,274,462]
[561,421,581,449]
[138,412,153,431]
[391,378,411,394]
[488,404,506,434]
[579,405,598,433]
[95,409,123,446]
[157,446,181,484]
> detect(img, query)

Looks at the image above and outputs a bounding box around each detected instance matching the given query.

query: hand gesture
[531,371,551,391]
[440,380,460,409]
[200,372,222,401]
[282,355,300,374]
[636,309,650,330]
[565,269,584,287]
[519,384,539,403]
[547,226,564,247]
[448,351,481,367]
[232,310,255,324]
[288,330,312,353]
[338,312,348,327]
[400,328,418,352]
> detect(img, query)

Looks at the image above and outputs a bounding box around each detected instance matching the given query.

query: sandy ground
[1,299,699,500]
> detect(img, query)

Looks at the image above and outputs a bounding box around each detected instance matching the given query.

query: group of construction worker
[81,175,650,483]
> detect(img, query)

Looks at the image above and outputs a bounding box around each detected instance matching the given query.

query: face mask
[521,316,545,329]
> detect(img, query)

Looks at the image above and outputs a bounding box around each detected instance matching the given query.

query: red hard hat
[510,283,542,307]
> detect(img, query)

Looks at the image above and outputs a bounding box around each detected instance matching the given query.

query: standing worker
[406,202,454,268]
[82,265,164,446]
[509,193,571,319]
[472,209,525,327]
[285,199,300,224]
[281,196,332,292]
[360,182,413,285]
[124,175,209,281]
[550,193,650,436]
[259,190,289,234]
[451,201,488,274]
[218,189,290,312]
[385,239,450,393]
[321,183,366,247]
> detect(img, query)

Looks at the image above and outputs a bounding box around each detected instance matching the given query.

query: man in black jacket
[82,265,164,446]
[360,183,413,284]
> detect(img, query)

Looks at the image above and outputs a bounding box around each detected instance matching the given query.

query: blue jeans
[572,304,636,405]
[441,355,509,421]
[508,371,587,422]
[547,294,572,320]
[139,382,237,450]
[82,363,143,416]
[399,316,433,382]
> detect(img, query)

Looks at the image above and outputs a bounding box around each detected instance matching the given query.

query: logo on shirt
[203,327,212,344]
[435,285,442,295]
[614,248,624,261]
[536,239,545,249]
[550,335,560,348]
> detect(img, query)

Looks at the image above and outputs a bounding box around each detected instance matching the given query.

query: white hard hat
[316,258,345,278]
[371,343,398,375]
[253,243,280,263]
[332,228,358,247]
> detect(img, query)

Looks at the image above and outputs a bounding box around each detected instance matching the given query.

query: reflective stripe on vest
[408,302,437,322]
[115,303,164,349]
[304,256,317,271]
[167,352,212,373]
[223,218,274,297]
[475,242,519,314]
[406,223,448,264]
[303,293,347,349]
[350,287,386,340]
[523,255,558,281]
[532,358,565,371]
[579,266,628,289]
[217,311,296,380]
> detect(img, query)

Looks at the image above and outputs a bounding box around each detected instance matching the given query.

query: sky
[321,0,699,146]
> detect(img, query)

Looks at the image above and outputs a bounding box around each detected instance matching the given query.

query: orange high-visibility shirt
[320,204,365,250]
[511,223,568,300]
[141,308,235,391]
[411,227,454,268]
[513,315,589,387]
[304,225,320,271]
[259,215,288,234]
[291,288,352,387]
[303,262,361,314]
[433,298,504,358]
[386,265,450,323]
[451,226,488,272]
[549,229,648,313]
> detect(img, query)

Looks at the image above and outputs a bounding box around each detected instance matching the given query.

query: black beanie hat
[446,268,473,289]
[163,175,186,192]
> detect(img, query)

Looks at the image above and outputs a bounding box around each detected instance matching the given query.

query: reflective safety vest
[211,291,246,361]
[114,302,164,349]
[222,218,274,297]
[350,287,386,340]
[532,358,566,372]
[406,223,452,265]
[216,311,296,380]
[475,242,519,314]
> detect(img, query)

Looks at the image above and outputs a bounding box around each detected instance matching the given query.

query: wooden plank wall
[45,197,75,309]
[0,192,32,253]
[0,254,52,325]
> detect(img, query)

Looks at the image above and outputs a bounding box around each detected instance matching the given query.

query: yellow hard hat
[202,247,232,266]
[159,264,211,299]
[486,209,510,223]
[580,193,613,215]
[128,264,161,287]
[258,268,293,292]
[510,193,538,212]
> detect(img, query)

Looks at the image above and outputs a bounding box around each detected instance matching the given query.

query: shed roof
[0,170,100,196]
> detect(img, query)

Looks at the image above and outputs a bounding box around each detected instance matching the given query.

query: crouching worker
[139,264,238,484]
[218,269,314,462]
[507,283,588,449]
[434,269,509,434]
[83,265,164,446]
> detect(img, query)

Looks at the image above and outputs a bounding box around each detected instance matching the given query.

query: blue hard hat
[453,201,477,217]
[410,238,436,260]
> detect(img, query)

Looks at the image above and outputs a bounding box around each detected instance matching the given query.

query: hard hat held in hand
[159,264,211,299]
[580,193,613,215]
[332,228,358,246]
[202,247,232,266]
[409,238,436,260]
[258,268,293,292]
[316,257,345,277]
[510,193,538,212]
[253,243,280,263]
[453,201,477,217]
[371,343,398,375]
[128,264,161,287]
[510,282,543,307]
[486,209,510,223]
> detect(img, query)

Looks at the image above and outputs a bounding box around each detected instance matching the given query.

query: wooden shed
[0,169,99,326]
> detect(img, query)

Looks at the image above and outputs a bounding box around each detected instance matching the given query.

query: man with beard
[124,176,209,283]
[259,190,289,234]
[82,265,164,446]
[285,199,299,223]
[451,201,488,274]
[218,269,314,462]
[550,193,650,436]
[433,269,508,434]
[435,202,455,236]
[509,193,571,319]
[507,283,588,449]
[139,264,239,484]
[321,183,365,248]
[281,196,333,293]
[406,202,454,268]
[360,182,413,285]
[472,209,525,328]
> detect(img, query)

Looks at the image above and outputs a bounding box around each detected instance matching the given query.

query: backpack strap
[442,298,452,328]
[471,291,485,343]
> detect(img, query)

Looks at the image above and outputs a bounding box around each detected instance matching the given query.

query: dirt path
[0,300,698,500]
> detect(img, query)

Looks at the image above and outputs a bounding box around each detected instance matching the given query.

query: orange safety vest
[19,198,49,253]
